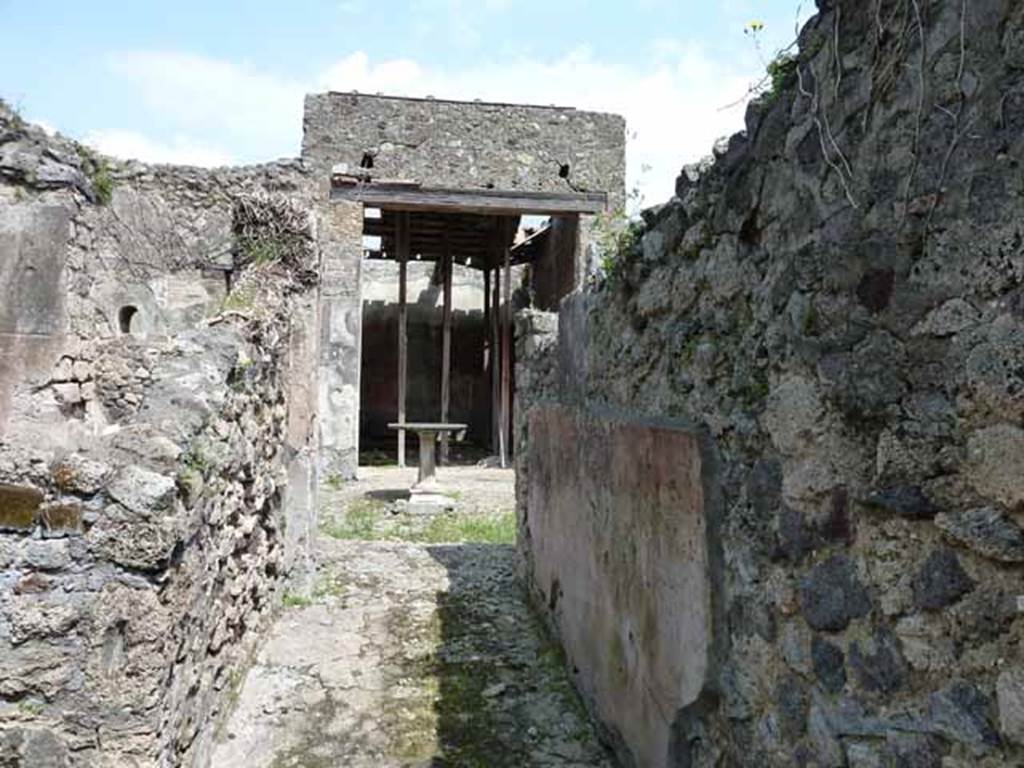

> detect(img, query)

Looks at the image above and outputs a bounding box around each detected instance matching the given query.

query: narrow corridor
[212,468,614,768]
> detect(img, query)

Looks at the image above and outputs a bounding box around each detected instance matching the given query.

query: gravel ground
[211,468,615,767]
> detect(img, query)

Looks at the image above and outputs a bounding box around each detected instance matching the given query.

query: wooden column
[483,267,491,372]
[500,217,513,469]
[490,228,502,457]
[440,234,453,464]
[396,211,410,468]
[483,267,493,451]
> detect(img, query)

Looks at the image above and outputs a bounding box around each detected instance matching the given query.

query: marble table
[387,422,467,506]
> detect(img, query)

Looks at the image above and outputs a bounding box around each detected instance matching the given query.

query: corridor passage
[212,467,614,768]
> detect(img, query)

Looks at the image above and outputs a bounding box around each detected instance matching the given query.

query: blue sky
[1,0,812,204]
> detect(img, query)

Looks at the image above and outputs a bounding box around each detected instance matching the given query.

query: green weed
[282,592,313,609]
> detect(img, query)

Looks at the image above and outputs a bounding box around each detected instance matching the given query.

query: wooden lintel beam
[333,184,608,215]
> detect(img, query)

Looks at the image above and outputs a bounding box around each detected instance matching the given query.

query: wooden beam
[500,217,513,469]
[440,233,453,465]
[396,211,410,469]
[483,267,492,450]
[362,248,539,270]
[483,267,491,370]
[332,183,608,216]
[490,228,502,457]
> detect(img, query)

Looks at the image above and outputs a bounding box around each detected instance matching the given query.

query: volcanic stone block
[967,425,1024,510]
[812,636,847,694]
[798,555,872,632]
[775,675,809,741]
[105,465,176,515]
[998,667,1024,746]
[863,485,937,520]
[912,548,973,611]
[848,627,908,694]
[936,507,1024,563]
[926,681,1001,755]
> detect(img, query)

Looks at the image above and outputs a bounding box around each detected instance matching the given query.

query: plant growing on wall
[744,19,799,104]
[73,144,115,205]
[590,185,645,287]
[232,192,318,286]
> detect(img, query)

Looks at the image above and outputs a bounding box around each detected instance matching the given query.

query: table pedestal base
[408,491,457,514]
[387,422,467,514]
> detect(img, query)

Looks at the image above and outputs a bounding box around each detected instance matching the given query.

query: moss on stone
[39,503,83,535]
[0,484,43,531]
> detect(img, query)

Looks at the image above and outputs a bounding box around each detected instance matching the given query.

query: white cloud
[83,129,233,167]
[105,50,305,155]
[94,43,766,205]
[408,0,511,48]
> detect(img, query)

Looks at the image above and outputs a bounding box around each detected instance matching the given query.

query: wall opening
[118,306,139,335]
[357,208,534,467]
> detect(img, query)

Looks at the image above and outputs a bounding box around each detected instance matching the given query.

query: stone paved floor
[211,467,615,768]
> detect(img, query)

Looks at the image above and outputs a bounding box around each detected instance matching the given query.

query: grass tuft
[320,495,516,546]
[282,592,313,609]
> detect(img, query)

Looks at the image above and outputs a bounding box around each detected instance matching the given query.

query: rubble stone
[912,548,973,612]
[997,667,1024,746]
[936,507,1024,563]
[798,555,872,632]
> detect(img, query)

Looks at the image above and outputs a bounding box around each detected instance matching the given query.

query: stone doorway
[329,178,604,474]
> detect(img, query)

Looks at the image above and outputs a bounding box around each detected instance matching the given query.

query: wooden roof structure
[331,174,599,470]
[331,176,608,216]
[336,174,603,270]
[362,209,548,270]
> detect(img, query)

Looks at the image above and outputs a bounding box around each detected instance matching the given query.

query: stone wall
[518,0,1024,765]
[303,92,627,209]
[0,102,316,433]
[0,104,322,766]
[0,277,313,767]
[529,214,580,312]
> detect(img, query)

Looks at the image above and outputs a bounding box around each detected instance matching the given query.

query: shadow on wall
[359,303,491,450]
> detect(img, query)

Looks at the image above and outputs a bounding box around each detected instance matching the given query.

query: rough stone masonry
[0,101,324,766]
[7,0,1024,764]
[0,91,624,767]
[516,0,1024,766]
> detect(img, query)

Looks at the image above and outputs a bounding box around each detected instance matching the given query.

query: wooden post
[500,217,513,469]
[440,234,453,464]
[397,211,409,469]
[483,267,491,373]
[490,227,502,457]
[483,267,492,452]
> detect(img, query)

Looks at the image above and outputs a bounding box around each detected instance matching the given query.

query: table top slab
[387,423,468,432]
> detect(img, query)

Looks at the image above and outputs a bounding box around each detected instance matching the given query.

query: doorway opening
[353,208,586,469]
